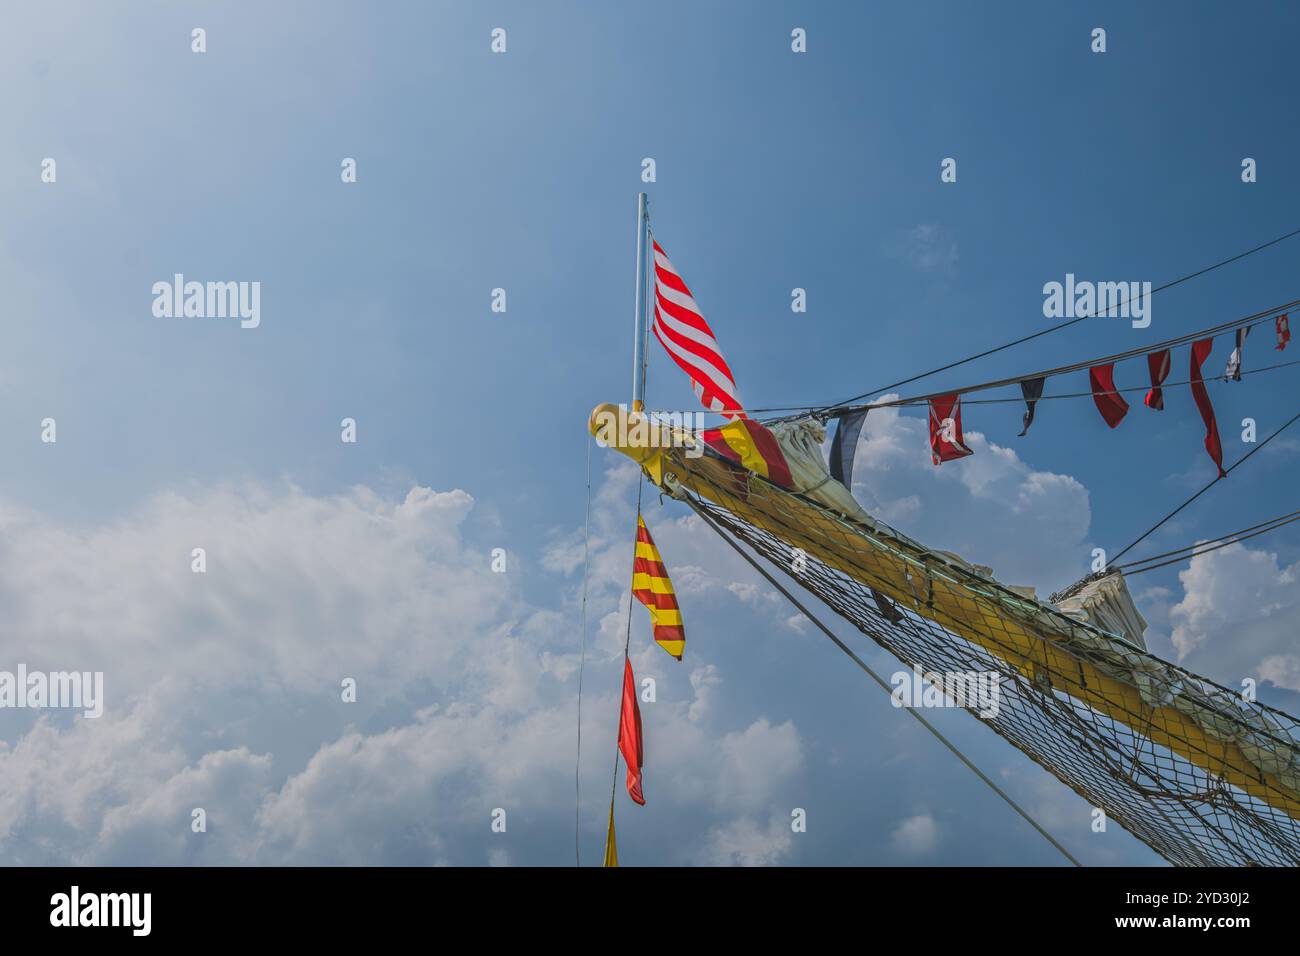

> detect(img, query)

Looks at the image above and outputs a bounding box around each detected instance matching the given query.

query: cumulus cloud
[251,701,578,865]
[890,813,939,857]
[0,477,810,865]
[847,400,1092,592]
[687,664,721,723]
[695,814,793,866]
[889,224,959,275]
[1168,542,1300,690]
[0,483,496,702]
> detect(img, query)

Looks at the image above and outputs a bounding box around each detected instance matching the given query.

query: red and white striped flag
[651,237,744,419]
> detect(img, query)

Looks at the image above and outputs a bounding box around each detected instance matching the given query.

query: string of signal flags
[794,299,1297,482]
[739,224,1300,479]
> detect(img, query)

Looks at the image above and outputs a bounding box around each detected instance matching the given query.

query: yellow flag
[633,515,685,660]
[602,800,619,867]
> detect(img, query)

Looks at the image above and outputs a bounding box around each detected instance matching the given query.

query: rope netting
[663,449,1300,866]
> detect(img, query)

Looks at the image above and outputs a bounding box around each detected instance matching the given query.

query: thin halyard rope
[638,352,1300,418]
[1119,514,1300,576]
[1110,408,1300,565]
[1115,506,1300,575]
[928,357,1300,406]
[723,299,1292,419]
[574,436,593,866]
[821,301,1298,415]
[817,226,1300,414]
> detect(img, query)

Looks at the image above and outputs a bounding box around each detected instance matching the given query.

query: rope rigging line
[690,499,1085,867]
[753,297,1297,421]
[636,298,1297,422]
[840,306,1295,413]
[1118,505,1300,568]
[636,353,1299,424]
[947,357,1300,406]
[1116,508,1300,577]
[1109,408,1300,566]
[815,224,1300,415]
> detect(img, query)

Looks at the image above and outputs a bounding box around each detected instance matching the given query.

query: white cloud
[695,814,793,866]
[0,477,810,865]
[848,400,1092,592]
[889,224,959,274]
[1259,655,1300,692]
[252,701,577,864]
[688,663,721,723]
[0,483,498,702]
[890,813,939,857]
[1168,542,1300,688]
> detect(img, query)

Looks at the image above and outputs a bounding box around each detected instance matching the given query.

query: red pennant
[928,394,973,465]
[617,658,645,805]
[1088,364,1129,428]
[1278,314,1292,351]
[1144,349,1171,410]
[1189,339,1227,478]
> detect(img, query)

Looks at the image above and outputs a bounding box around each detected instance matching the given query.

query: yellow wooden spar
[590,403,1300,830]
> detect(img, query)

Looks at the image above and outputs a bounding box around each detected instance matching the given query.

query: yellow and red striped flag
[701,417,795,488]
[632,516,685,660]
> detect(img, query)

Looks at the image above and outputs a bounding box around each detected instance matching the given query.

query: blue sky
[1,1,1298,865]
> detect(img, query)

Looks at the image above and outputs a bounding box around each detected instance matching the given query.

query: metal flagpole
[604,192,651,867]
[631,192,649,412]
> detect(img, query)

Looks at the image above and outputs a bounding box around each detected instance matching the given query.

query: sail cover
[592,408,1300,866]
[1053,572,1149,651]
